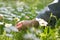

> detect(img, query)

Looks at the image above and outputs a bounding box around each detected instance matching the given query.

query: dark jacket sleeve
[36,1,60,27]
[48,3,60,19]
[36,6,51,22]
[36,6,57,27]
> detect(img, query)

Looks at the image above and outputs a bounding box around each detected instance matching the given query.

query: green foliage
[0,0,60,40]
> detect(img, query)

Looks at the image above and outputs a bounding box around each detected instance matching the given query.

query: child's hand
[15,20,39,31]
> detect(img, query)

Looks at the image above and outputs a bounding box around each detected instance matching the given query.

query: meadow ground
[0,0,60,40]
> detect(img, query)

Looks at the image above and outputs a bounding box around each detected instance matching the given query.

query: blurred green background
[0,0,60,40]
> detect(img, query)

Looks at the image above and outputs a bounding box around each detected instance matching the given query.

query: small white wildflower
[21,13,25,16]
[0,14,4,16]
[9,26,18,32]
[7,7,15,11]
[33,37,40,40]
[16,1,25,6]
[16,1,20,6]
[36,18,48,26]
[4,26,18,32]
[7,18,13,21]
[17,7,23,12]
[14,17,20,21]
[7,7,12,9]
[19,2,25,6]
[0,7,8,14]
[0,22,4,25]
[35,29,42,34]
[24,5,29,9]
[24,33,36,40]
[5,23,12,27]
[30,27,35,32]
[4,15,9,17]
[25,16,29,19]
[4,28,11,33]
[6,34,13,37]
[0,7,8,11]
[17,16,21,18]
[11,14,16,17]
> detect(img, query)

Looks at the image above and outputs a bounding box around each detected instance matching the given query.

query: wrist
[31,19,39,27]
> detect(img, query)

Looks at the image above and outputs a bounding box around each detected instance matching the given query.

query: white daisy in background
[25,16,30,19]
[19,2,25,6]
[14,17,20,22]
[16,1,25,7]
[6,34,13,37]
[5,23,18,32]
[7,7,15,12]
[9,26,18,32]
[21,13,25,16]
[23,33,36,40]
[5,23,12,28]
[35,29,42,34]
[0,22,4,25]
[33,37,40,40]
[0,14,4,17]
[10,14,16,17]
[0,7,8,14]
[4,27,18,33]
[7,17,13,21]
[4,28,11,33]
[0,14,4,20]
[30,27,42,34]
[30,27,35,32]
[17,7,24,12]
[24,33,40,40]
[0,7,7,11]
[17,16,21,18]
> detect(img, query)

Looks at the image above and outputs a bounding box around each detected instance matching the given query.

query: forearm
[31,19,39,27]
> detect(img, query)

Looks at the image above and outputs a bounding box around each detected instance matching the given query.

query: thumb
[15,22,23,29]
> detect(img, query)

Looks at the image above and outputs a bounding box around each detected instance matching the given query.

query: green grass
[0,0,60,40]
